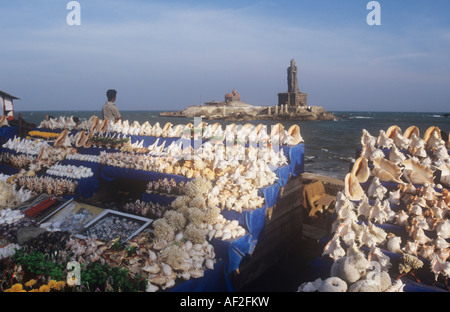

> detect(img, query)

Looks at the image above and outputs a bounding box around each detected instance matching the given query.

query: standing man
[102,89,122,122]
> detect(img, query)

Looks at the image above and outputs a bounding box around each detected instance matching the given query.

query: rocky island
[160,59,338,122]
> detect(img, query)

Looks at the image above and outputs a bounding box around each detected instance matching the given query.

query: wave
[348,116,374,119]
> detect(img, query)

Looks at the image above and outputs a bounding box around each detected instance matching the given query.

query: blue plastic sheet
[258,183,280,209]
[221,206,266,238]
[211,233,256,275]
[0,163,19,176]
[100,165,160,182]
[142,192,177,206]
[0,126,18,143]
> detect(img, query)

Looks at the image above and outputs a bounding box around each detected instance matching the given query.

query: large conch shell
[386,125,409,149]
[351,156,370,183]
[372,157,403,183]
[162,122,172,137]
[287,124,304,145]
[386,125,401,139]
[74,130,86,148]
[403,126,420,140]
[89,116,100,133]
[344,173,365,201]
[270,123,284,137]
[83,132,94,148]
[423,126,443,149]
[99,119,108,133]
[54,129,69,147]
[402,158,434,185]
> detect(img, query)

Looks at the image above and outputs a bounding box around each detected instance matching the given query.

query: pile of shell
[122,199,168,219]
[85,215,143,242]
[146,178,185,196]
[16,176,78,197]
[299,125,450,292]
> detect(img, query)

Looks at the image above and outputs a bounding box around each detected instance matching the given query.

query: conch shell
[344,173,365,201]
[423,126,444,149]
[54,129,69,147]
[402,158,434,185]
[372,157,403,183]
[75,130,86,148]
[403,126,420,140]
[287,124,304,145]
[351,156,370,183]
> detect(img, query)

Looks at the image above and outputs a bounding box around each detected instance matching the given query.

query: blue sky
[1,0,449,112]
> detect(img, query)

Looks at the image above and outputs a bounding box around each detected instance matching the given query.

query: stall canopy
[0,90,20,121]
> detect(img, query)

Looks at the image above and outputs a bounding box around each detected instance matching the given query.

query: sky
[0,0,449,112]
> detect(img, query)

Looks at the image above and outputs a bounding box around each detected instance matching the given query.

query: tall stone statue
[287,59,299,93]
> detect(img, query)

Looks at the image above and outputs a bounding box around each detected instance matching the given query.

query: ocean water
[16,110,450,181]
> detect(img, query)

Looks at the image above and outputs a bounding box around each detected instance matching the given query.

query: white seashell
[149,250,157,262]
[146,282,159,292]
[143,264,161,274]
[214,229,223,238]
[162,263,172,276]
[322,234,346,261]
[387,234,402,254]
[180,272,191,281]
[184,240,193,251]
[189,269,204,279]
[222,232,232,241]
[205,259,215,270]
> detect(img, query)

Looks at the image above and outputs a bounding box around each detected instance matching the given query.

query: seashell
[298,278,323,292]
[287,124,303,145]
[435,219,450,239]
[146,282,159,292]
[361,141,385,161]
[189,269,204,279]
[387,125,410,150]
[162,263,172,276]
[377,130,394,149]
[143,264,161,274]
[351,156,370,183]
[403,126,420,140]
[372,157,403,184]
[357,194,371,219]
[344,173,365,201]
[205,259,214,270]
[408,133,427,157]
[361,129,376,147]
[386,233,402,254]
[367,177,388,200]
[430,255,450,281]
[322,234,346,261]
[387,188,401,206]
[395,210,410,227]
[402,240,419,256]
[409,225,432,244]
[318,277,347,293]
[54,129,69,147]
[423,126,442,148]
[418,244,435,260]
[437,248,449,262]
[402,158,434,185]
[389,144,406,165]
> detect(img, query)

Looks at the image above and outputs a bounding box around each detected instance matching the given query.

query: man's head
[106,89,117,102]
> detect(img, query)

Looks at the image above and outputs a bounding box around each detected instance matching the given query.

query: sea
[15,110,450,181]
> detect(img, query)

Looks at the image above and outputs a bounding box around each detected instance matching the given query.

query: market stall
[298,125,449,292]
[0,116,305,292]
